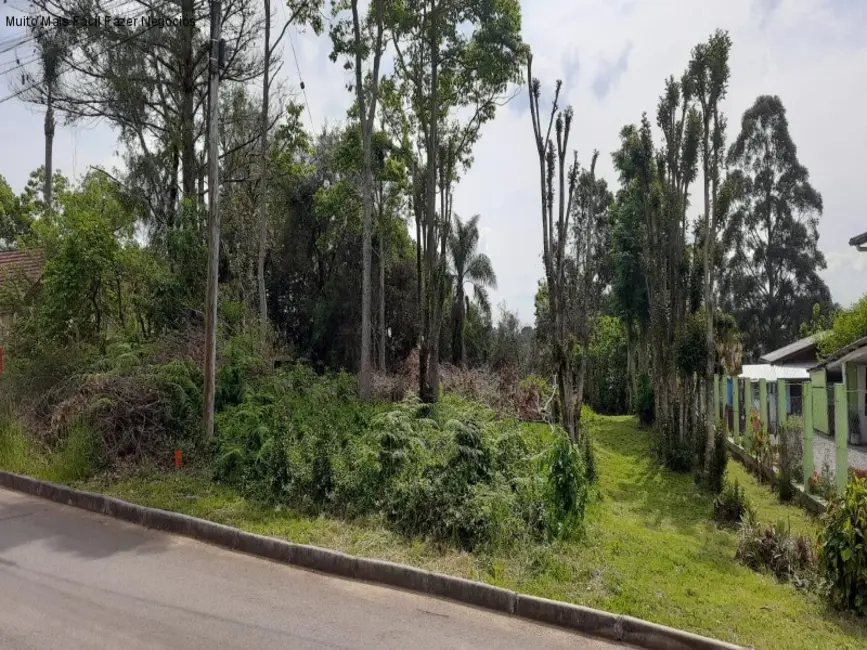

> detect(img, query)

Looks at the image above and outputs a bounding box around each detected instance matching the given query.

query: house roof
[0,249,44,288]
[810,335,867,372]
[739,364,810,382]
[850,230,867,248]
[759,333,825,364]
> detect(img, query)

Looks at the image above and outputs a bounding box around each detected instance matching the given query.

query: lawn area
[10,415,867,649]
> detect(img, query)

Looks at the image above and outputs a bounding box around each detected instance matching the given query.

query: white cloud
[2,0,865,326]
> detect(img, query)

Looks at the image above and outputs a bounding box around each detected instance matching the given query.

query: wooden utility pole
[203,0,223,440]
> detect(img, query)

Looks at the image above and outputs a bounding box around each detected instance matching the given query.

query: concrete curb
[0,470,745,650]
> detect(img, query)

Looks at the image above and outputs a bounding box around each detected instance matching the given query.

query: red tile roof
[0,250,44,288]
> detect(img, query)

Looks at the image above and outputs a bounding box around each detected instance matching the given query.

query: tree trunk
[180,0,196,200]
[701,115,715,475]
[43,88,54,210]
[378,228,387,371]
[556,339,576,442]
[575,344,589,440]
[419,0,440,404]
[451,296,461,366]
[257,0,271,350]
[351,0,384,400]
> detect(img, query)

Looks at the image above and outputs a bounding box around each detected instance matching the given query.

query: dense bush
[709,429,729,494]
[712,479,754,528]
[215,371,588,551]
[0,334,207,471]
[736,514,816,589]
[818,475,867,616]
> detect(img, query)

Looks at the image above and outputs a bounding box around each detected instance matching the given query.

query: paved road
[0,489,625,650]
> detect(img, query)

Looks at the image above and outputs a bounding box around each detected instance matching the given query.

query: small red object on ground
[174,449,182,470]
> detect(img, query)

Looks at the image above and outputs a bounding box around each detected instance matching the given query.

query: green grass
[4,412,866,649]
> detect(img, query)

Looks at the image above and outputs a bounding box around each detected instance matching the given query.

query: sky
[1,0,866,326]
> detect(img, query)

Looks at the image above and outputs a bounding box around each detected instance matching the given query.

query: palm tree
[17,25,69,212]
[448,214,496,367]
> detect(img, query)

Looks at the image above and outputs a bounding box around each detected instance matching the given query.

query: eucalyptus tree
[330,0,387,398]
[688,29,731,474]
[720,95,831,358]
[389,0,523,402]
[569,160,613,432]
[447,213,496,367]
[526,53,582,440]
[653,71,701,449]
[28,0,268,233]
[258,1,323,346]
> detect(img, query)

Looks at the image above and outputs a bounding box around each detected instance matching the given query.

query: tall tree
[527,52,581,440]
[330,0,386,399]
[570,159,614,433]
[258,1,323,346]
[689,29,731,474]
[720,95,831,358]
[16,23,70,212]
[447,214,496,367]
[389,0,523,403]
[29,0,266,233]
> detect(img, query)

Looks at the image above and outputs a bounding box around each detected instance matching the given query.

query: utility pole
[203,0,223,440]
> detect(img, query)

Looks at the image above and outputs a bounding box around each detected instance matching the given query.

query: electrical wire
[0,0,174,105]
[286,26,314,132]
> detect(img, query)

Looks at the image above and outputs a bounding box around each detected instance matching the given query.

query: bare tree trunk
[351,0,384,400]
[378,227,387,371]
[419,0,440,403]
[181,0,196,200]
[257,0,271,349]
[43,88,54,210]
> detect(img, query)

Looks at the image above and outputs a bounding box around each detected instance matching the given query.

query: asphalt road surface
[0,488,626,650]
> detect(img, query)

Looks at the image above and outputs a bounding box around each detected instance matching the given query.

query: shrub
[712,479,754,528]
[818,475,867,616]
[547,430,588,539]
[809,463,836,501]
[708,429,728,494]
[736,514,816,588]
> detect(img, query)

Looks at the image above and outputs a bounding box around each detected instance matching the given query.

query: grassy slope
[8,415,866,649]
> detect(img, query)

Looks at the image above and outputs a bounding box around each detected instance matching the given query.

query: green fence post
[733,378,740,446]
[777,379,787,429]
[760,379,768,435]
[803,381,813,488]
[834,383,849,496]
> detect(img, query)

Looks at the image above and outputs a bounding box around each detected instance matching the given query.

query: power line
[0,1,173,106]
[286,26,314,132]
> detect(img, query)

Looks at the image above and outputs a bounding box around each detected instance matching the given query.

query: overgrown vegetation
[214,367,587,552]
[819,475,867,616]
[1,1,865,645]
